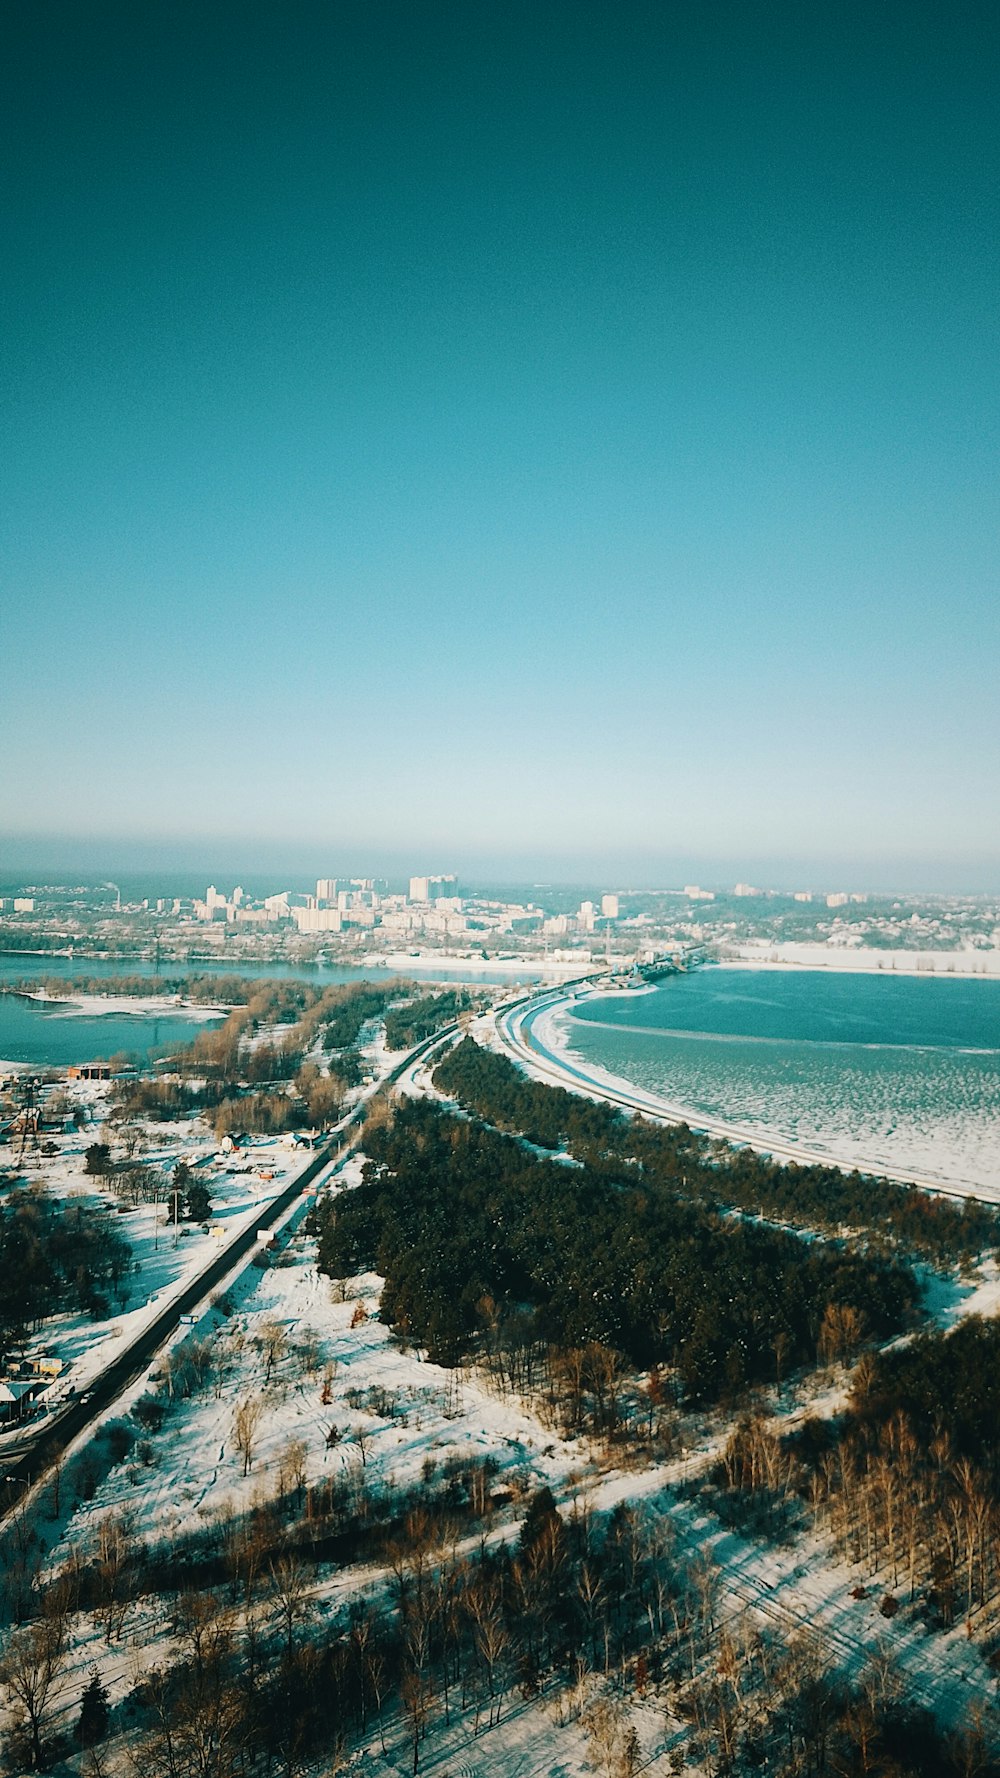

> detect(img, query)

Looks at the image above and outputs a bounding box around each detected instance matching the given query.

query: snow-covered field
[0,1004,432,1428]
[362,948,600,978]
[13,989,230,1019]
[21,1202,623,1775]
[17,1189,1000,1776]
[5,1004,1000,1773]
[69,1221,574,1552]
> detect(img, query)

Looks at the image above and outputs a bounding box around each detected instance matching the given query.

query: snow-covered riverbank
[362,948,600,978]
[723,941,1000,978]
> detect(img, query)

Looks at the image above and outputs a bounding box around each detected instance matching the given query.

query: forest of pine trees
[314,1095,919,1396]
[434,1037,999,1263]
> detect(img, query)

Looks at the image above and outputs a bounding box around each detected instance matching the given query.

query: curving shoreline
[497,985,1000,1205]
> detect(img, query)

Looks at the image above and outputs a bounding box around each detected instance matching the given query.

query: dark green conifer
[76,1669,109,1746]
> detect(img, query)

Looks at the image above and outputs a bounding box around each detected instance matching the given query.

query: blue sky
[2,2,997,889]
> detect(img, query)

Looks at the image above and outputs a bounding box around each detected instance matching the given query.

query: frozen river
[542,965,1000,1197]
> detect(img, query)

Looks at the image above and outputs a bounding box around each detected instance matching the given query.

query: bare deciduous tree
[277,1437,307,1507]
[137,1626,246,1778]
[257,1319,287,1384]
[0,1603,69,1769]
[818,1302,867,1367]
[232,1395,265,1476]
[296,1326,322,1377]
[583,1694,640,1778]
[465,1577,509,1732]
[96,1508,137,1642]
[269,1553,313,1658]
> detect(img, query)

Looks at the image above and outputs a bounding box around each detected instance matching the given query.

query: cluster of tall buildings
[407,874,458,903]
[173,874,625,949]
[541,894,620,938]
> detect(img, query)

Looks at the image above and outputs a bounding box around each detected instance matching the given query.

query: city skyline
[2,2,998,886]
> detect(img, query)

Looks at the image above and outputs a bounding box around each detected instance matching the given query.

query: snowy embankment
[723,941,1000,978]
[361,947,601,978]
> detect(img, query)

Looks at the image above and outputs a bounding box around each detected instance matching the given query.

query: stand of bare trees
[2,1459,996,1778]
[809,1412,1000,1637]
[0,1597,69,1771]
[473,1311,676,1458]
[714,1386,1000,1647]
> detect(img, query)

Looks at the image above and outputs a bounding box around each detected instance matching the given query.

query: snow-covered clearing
[362,948,600,979]
[24,1216,1000,1775]
[65,1233,577,1558]
[23,1217,629,1775]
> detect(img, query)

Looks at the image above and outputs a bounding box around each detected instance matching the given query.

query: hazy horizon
[1,830,997,900]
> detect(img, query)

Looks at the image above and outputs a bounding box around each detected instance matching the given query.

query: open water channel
[0,952,533,1070]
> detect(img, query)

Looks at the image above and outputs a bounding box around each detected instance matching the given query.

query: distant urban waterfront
[549,966,1000,1197]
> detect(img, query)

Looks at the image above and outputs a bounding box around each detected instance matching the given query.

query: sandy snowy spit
[361,948,601,977]
[11,989,228,1019]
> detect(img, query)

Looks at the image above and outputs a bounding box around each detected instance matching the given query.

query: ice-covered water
[555,967,1000,1196]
